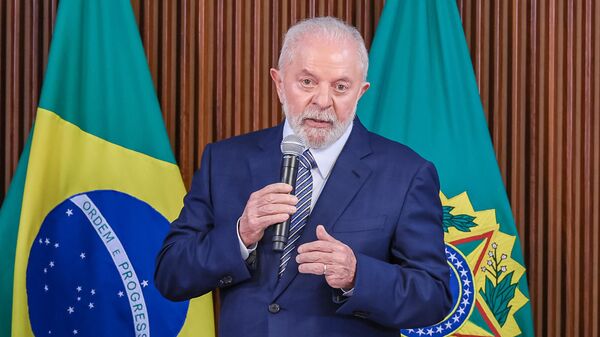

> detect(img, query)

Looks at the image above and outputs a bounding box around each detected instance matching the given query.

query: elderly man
[155,17,451,337]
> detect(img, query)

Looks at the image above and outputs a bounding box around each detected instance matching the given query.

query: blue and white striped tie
[278,149,317,277]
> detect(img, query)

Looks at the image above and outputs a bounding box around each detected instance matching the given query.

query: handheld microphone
[272,134,306,251]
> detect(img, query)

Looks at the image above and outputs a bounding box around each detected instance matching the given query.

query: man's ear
[358,82,371,99]
[270,68,284,103]
[357,81,370,101]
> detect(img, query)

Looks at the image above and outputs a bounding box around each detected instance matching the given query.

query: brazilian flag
[359,0,535,336]
[0,1,214,336]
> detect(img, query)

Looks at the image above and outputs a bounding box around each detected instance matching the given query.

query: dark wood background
[1,1,599,336]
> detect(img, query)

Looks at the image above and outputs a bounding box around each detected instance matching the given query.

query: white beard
[282,96,355,149]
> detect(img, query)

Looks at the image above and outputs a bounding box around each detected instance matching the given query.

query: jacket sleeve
[336,161,452,328]
[154,143,252,301]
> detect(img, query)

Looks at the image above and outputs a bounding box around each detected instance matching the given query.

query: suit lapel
[272,119,373,300]
[248,124,284,192]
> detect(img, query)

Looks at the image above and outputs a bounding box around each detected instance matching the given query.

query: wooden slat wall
[1,0,58,200]
[2,1,599,336]
[457,0,600,336]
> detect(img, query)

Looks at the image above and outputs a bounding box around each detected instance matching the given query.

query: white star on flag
[72,329,78,335]
[141,280,149,287]
[76,286,82,292]
[66,209,73,216]
[80,253,86,259]
[118,291,124,297]
[54,242,59,248]
[67,307,74,314]
[49,261,54,268]
[44,285,48,292]
[88,302,94,309]
[45,238,50,245]
[90,289,96,295]
[444,321,453,329]
[448,253,457,261]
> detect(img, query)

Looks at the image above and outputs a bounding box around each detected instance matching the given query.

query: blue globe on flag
[26,190,188,337]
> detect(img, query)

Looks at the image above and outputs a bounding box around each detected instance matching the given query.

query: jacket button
[268,303,280,313]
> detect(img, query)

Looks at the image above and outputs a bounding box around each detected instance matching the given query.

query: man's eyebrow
[297,69,315,77]
[335,76,352,83]
[297,70,353,83]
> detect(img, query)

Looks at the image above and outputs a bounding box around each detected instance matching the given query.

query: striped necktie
[278,149,317,277]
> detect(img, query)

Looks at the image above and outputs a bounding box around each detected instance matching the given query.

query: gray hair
[278,17,369,80]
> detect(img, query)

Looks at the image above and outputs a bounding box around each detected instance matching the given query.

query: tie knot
[299,150,317,169]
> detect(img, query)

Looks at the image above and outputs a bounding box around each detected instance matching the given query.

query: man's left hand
[296,225,357,289]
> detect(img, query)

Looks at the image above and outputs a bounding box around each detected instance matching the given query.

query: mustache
[300,106,337,124]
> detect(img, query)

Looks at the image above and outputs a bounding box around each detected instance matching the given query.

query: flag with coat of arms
[359,0,536,336]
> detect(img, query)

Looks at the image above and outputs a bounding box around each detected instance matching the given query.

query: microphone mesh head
[281,134,306,156]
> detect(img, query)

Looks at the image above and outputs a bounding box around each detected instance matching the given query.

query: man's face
[270,36,370,149]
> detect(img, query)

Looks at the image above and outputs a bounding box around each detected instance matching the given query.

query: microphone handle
[272,154,300,251]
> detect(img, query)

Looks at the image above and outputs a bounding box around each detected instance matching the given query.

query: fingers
[296,250,349,264]
[239,183,298,246]
[249,183,298,216]
[252,213,290,228]
[297,226,341,253]
[297,240,336,254]
[297,257,355,289]
[252,183,293,198]
[315,225,340,243]
[247,183,298,220]
[298,262,327,275]
[255,203,297,217]
[296,226,357,289]
[258,192,298,207]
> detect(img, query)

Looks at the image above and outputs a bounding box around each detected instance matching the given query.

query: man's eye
[301,79,313,86]
[336,84,348,92]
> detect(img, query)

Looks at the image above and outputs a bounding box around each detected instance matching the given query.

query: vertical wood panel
[2,1,599,336]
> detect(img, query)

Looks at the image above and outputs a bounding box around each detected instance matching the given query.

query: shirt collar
[282,119,353,180]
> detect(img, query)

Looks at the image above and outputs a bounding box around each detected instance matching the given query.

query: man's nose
[312,83,333,108]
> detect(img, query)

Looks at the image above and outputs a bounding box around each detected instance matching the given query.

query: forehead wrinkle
[298,62,352,83]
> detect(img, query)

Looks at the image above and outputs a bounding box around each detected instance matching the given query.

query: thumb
[316,225,337,242]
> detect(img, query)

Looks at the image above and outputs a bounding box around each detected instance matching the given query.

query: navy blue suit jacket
[155,120,451,337]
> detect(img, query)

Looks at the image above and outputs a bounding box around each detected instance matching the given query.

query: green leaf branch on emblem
[442,206,477,233]
[479,242,518,326]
